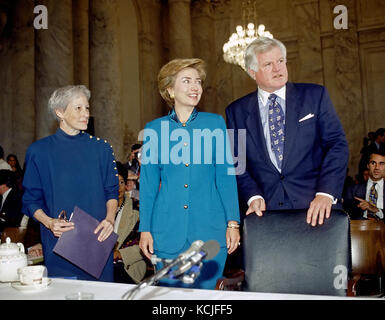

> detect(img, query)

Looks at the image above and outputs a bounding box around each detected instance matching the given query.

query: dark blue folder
[53,206,118,279]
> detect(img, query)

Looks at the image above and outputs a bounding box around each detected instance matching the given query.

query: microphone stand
[181,262,203,284]
[121,256,182,300]
[121,240,210,300]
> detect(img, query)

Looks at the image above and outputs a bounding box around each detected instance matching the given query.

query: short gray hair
[48,85,91,120]
[244,37,287,76]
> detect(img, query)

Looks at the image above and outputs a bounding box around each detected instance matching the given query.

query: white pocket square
[299,113,314,122]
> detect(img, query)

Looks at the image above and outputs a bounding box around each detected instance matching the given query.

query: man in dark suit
[369,128,385,153]
[226,37,349,226]
[358,128,385,175]
[124,143,142,175]
[0,169,23,232]
[344,151,385,220]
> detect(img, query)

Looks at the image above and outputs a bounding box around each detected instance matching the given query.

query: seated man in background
[358,128,385,176]
[0,169,23,232]
[344,151,385,220]
[113,163,147,284]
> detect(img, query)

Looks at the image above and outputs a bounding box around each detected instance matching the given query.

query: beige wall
[0,0,385,177]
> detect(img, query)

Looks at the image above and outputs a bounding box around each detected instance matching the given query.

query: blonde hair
[158,58,206,107]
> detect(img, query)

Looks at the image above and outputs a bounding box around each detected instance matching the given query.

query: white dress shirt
[0,187,11,211]
[0,159,12,170]
[364,178,384,219]
[0,187,11,222]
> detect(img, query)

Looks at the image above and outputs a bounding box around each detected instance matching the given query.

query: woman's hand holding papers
[94,219,114,242]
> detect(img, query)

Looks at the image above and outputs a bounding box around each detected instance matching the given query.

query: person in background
[126,169,139,210]
[369,128,385,153]
[27,242,43,258]
[344,151,385,220]
[22,85,119,281]
[6,153,23,174]
[126,170,138,195]
[139,58,240,290]
[125,143,142,175]
[0,169,23,232]
[0,146,12,170]
[359,129,385,176]
[113,163,147,284]
[6,154,24,191]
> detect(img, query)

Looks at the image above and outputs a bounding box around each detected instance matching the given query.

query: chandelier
[222,1,273,71]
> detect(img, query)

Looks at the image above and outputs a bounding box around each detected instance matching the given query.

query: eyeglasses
[58,210,73,222]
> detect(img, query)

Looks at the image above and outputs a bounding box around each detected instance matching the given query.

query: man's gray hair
[244,37,287,76]
[48,85,91,120]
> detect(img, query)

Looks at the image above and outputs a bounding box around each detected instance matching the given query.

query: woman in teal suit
[139,58,240,289]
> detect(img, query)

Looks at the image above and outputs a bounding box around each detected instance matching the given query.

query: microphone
[121,240,218,300]
[121,240,204,300]
[140,240,204,283]
[181,263,203,284]
[170,240,220,278]
[150,240,204,265]
[150,255,173,265]
[177,240,205,261]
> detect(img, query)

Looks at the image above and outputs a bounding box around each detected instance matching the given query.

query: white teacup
[18,265,47,285]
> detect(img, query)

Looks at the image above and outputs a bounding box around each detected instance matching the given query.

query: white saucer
[11,278,51,291]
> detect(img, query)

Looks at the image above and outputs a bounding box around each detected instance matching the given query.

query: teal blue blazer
[139,110,240,254]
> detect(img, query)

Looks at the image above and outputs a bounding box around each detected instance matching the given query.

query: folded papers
[53,206,118,279]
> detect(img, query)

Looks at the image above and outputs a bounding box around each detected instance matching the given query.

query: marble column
[293,0,323,84]
[329,0,365,175]
[90,0,124,161]
[117,0,142,161]
[191,0,216,113]
[73,0,89,88]
[168,0,193,59]
[133,0,164,127]
[35,0,74,139]
[0,7,12,156]
[10,0,35,162]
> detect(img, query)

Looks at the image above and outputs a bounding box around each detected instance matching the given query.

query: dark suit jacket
[225,82,349,211]
[367,141,385,154]
[0,187,23,231]
[343,181,385,220]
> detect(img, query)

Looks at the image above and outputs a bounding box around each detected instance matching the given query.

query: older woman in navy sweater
[22,85,119,281]
[139,58,240,289]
